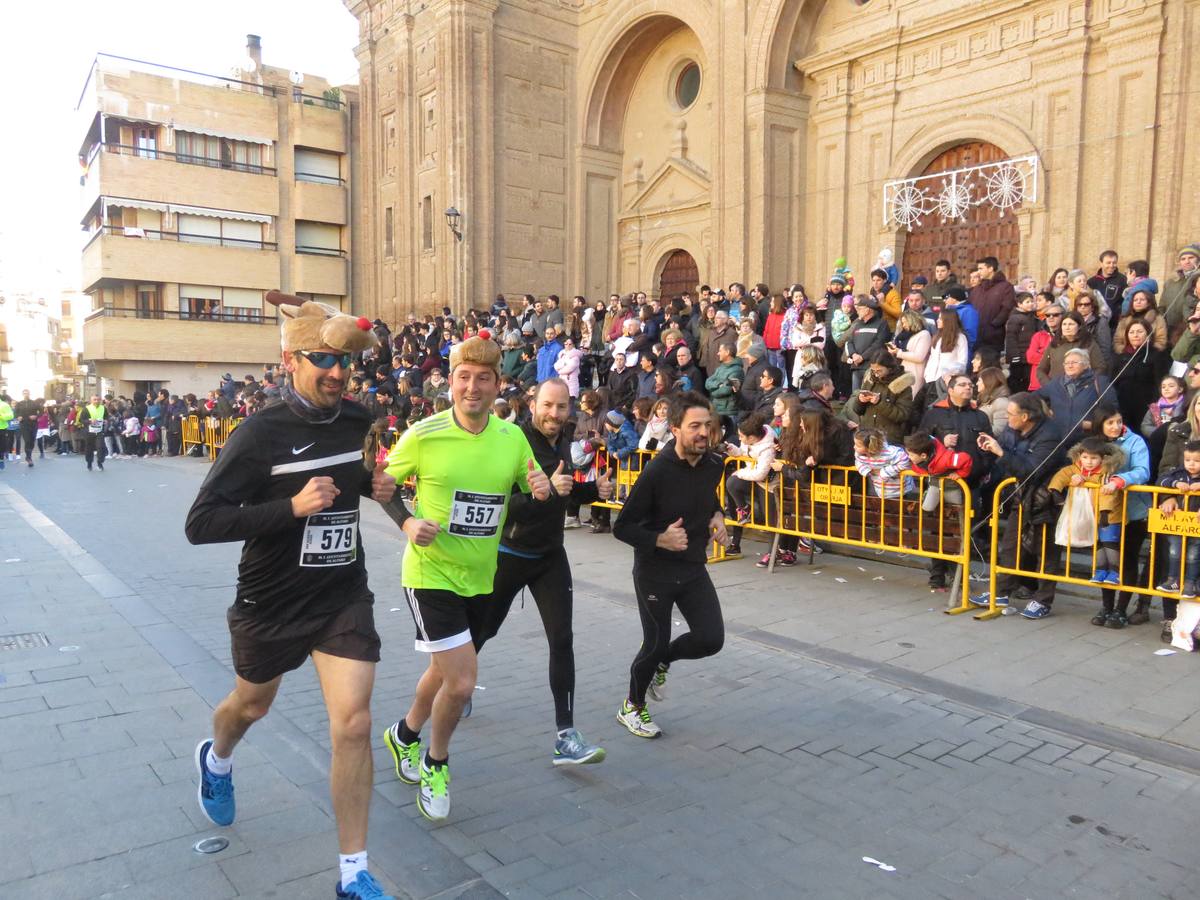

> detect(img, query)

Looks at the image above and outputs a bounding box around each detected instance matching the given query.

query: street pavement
[2,452,1200,899]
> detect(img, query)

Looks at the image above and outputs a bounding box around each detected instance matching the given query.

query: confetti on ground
[58,646,80,653]
[872,576,885,581]
[856,566,866,572]
[810,570,821,575]
[1154,648,1177,656]
[474,685,486,690]
[835,577,847,583]
[389,607,402,612]
[862,856,896,872]
[4,558,20,563]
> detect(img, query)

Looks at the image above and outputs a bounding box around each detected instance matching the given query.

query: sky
[0,0,360,297]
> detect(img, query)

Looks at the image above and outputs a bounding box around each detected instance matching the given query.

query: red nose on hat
[478,328,492,341]
[356,317,371,331]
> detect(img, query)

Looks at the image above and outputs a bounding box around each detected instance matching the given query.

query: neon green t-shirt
[386,409,536,596]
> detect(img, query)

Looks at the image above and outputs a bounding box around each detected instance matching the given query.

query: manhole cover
[194,837,229,854]
[0,632,50,651]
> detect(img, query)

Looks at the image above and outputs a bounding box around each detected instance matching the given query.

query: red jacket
[911,436,973,479]
[1026,329,1053,390]
[763,312,786,351]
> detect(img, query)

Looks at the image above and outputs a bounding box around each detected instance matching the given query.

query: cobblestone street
[2,455,1200,899]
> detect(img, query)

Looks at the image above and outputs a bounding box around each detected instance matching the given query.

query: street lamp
[444,207,462,242]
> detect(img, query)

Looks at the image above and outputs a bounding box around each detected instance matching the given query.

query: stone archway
[657,249,699,301]
[900,142,1023,284]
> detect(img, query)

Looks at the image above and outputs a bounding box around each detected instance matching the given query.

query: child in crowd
[853,426,911,499]
[601,410,639,504]
[830,294,855,349]
[723,410,777,527]
[1142,375,1187,440]
[1004,291,1038,393]
[1156,441,1200,605]
[1047,437,1126,590]
[904,431,973,592]
[638,398,671,451]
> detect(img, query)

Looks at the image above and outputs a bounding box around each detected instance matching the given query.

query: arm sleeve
[384,426,420,485]
[184,423,295,544]
[1048,465,1073,492]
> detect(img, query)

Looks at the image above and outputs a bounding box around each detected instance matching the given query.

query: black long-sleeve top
[185,400,375,619]
[613,440,724,580]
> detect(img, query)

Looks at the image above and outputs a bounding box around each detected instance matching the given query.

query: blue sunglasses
[299,350,352,369]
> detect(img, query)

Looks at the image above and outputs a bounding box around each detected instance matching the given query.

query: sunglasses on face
[299,350,352,369]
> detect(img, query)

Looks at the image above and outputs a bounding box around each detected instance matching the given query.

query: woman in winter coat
[923,307,969,386]
[975,367,1011,435]
[1113,289,1169,354]
[696,303,720,374]
[1074,293,1113,369]
[553,337,583,399]
[889,310,931,398]
[762,294,787,376]
[1037,312,1106,383]
[1110,320,1170,435]
[846,350,916,445]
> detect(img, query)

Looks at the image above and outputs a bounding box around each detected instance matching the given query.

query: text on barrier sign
[810,483,852,505]
[1148,509,1200,538]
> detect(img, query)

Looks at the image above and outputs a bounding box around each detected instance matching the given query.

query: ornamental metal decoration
[883,153,1039,230]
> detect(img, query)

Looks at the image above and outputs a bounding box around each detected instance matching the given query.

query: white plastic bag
[1054,486,1096,548]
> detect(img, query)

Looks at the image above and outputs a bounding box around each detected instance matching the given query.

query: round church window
[674,62,701,110]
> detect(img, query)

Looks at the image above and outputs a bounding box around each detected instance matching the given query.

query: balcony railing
[87,306,277,325]
[88,224,277,251]
[101,142,276,176]
[296,244,346,257]
[296,171,346,186]
[291,89,345,110]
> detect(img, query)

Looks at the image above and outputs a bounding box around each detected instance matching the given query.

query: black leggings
[474,547,576,730]
[628,567,724,706]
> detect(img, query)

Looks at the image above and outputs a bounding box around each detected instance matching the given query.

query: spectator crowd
[7,242,1200,641]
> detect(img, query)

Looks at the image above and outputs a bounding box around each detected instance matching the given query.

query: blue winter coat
[1036,370,1114,446]
[1110,426,1151,521]
[536,339,562,382]
[605,420,639,460]
[952,301,980,358]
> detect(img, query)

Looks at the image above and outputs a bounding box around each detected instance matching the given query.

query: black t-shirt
[185,400,375,621]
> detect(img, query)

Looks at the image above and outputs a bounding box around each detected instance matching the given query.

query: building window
[136,284,162,320]
[178,286,270,323]
[673,62,701,110]
[296,220,343,256]
[295,147,342,185]
[175,131,266,174]
[384,206,394,258]
[421,196,433,251]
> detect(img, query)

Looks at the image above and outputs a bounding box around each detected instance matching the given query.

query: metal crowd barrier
[181,415,240,460]
[586,448,972,599]
[985,478,1193,621]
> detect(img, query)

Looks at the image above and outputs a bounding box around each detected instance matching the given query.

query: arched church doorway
[658,249,699,301]
[900,142,1022,285]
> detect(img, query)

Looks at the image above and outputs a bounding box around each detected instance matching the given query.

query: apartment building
[77,36,353,397]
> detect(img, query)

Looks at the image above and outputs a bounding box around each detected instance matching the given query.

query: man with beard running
[185,296,400,900]
[613,391,729,738]
[380,335,552,821]
[399,377,613,766]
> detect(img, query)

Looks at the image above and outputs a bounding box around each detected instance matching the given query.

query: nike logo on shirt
[292,443,315,455]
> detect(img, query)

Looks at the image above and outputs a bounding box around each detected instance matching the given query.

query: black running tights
[476,547,576,730]
[628,568,724,707]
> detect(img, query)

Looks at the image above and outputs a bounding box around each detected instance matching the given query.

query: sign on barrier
[1148,509,1200,538]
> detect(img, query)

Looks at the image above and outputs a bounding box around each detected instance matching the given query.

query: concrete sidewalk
[2,454,1199,898]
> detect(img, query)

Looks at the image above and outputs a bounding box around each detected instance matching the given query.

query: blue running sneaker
[336,871,396,899]
[553,728,606,766]
[1020,599,1051,619]
[194,739,235,826]
[1090,569,1108,584]
[1102,571,1120,585]
[969,592,1008,608]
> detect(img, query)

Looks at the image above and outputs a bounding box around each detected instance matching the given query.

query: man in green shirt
[0,393,12,470]
[382,335,550,821]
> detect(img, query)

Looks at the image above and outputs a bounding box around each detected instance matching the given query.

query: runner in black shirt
[185,295,400,900]
[613,391,729,738]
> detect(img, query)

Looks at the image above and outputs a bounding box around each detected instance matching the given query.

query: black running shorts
[403,587,491,653]
[227,600,381,684]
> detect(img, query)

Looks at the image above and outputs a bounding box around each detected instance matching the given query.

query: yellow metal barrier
[716,460,973,609]
[586,447,972,594]
[181,416,204,455]
[986,478,1191,620]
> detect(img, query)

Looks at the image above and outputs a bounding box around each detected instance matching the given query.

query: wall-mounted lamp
[444,207,462,242]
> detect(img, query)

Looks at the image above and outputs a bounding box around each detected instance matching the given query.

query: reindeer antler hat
[266,290,379,354]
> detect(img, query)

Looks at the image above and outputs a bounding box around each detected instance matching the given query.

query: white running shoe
[617,700,662,738]
[417,760,450,821]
